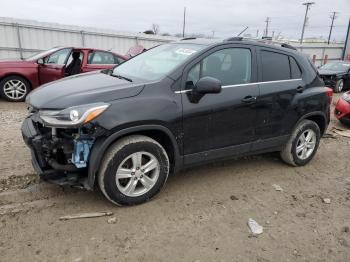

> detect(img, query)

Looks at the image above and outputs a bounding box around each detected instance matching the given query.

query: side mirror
[37,58,44,65]
[194,76,222,94]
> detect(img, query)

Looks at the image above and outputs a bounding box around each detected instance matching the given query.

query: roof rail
[281,43,297,51]
[181,37,196,41]
[224,36,243,42]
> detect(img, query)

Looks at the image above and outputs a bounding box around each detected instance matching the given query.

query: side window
[261,51,290,81]
[289,57,302,79]
[88,51,116,64]
[187,48,252,87]
[45,48,71,65]
[114,56,125,65]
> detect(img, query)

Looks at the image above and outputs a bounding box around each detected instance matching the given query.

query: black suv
[22,38,331,206]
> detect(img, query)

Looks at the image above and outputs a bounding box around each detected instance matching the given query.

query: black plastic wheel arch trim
[87,124,181,190]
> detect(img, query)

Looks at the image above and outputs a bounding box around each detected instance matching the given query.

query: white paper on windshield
[175,48,197,56]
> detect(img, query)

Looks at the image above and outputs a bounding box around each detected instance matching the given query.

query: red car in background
[0,47,128,102]
[335,91,350,126]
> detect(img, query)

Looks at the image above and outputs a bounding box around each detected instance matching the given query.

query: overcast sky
[1,0,349,41]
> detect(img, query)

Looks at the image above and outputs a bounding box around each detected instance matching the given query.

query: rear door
[38,48,72,84]
[181,44,259,164]
[82,51,123,72]
[254,48,304,149]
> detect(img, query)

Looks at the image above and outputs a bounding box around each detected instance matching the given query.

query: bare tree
[152,24,160,35]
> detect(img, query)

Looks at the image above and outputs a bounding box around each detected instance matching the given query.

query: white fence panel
[0,17,176,59]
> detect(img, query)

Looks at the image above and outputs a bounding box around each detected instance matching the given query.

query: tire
[334,79,344,93]
[280,120,321,166]
[0,75,30,102]
[339,118,350,127]
[98,135,170,206]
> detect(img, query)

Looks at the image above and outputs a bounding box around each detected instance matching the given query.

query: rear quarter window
[261,50,290,81]
[289,56,302,79]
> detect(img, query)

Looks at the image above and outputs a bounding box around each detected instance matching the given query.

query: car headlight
[39,103,110,127]
[342,92,350,102]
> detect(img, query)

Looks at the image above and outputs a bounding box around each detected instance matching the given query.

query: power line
[300,2,315,44]
[327,11,338,44]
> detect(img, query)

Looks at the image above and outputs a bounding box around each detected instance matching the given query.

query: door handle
[296,86,304,93]
[241,96,257,103]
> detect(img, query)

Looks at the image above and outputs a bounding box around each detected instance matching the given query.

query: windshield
[112,43,205,81]
[25,47,61,61]
[320,62,350,72]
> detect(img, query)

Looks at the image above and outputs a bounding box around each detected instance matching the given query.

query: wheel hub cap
[3,80,27,100]
[115,151,160,197]
[296,129,316,160]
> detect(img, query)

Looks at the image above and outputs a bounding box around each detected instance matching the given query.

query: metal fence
[0,17,346,67]
[296,43,345,66]
[0,17,176,59]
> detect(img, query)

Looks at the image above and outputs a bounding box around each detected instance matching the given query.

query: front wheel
[280,120,321,166]
[98,135,170,206]
[0,75,30,102]
[334,79,344,93]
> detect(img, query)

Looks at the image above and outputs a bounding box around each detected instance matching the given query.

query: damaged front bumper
[21,113,106,188]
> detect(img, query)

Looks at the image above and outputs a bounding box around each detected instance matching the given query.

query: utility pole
[182,7,186,38]
[327,11,338,44]
[256,29,259,38]
[300,2,315,44]
[264,17,270,37]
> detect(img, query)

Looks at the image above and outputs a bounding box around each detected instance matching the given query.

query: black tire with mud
[98,135,169,206]
[280,119,321,166]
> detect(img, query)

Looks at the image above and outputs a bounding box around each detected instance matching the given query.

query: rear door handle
[241,96,257,103]
[296,86,304,93]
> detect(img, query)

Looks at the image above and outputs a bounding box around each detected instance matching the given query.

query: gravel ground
[0,95,350,262]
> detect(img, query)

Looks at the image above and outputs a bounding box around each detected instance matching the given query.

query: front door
[38,48,71,84]
[181,45,258,164]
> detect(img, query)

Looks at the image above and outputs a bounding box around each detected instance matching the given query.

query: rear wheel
[334,79,344,93]
[98,135,170,206]
[0,75,30,102]
[280,120,321,166]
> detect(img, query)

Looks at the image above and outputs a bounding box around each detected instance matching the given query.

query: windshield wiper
[111,73,133,82]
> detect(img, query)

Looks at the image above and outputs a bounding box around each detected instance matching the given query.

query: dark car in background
[0,47,127,102]
[22,39,332,206]
[318,61,350,93]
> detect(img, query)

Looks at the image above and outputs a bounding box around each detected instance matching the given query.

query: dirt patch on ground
[0,96,350,261]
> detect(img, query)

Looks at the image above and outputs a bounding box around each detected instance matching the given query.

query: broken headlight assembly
[39,103,110,128]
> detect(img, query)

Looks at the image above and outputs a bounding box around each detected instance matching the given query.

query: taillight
[325,87,333,104]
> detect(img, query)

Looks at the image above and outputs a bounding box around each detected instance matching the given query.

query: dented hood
[26,71,145,109]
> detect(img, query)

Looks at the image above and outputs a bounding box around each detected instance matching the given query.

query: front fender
[86,124,181,190]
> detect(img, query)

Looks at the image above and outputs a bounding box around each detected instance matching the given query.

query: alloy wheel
[296,129,316,160]
[3,79,27,100]
[115,151,160,197]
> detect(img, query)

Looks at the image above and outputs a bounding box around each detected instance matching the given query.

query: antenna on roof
[224,36,243,42]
